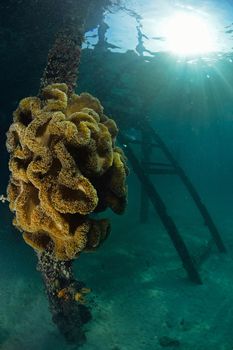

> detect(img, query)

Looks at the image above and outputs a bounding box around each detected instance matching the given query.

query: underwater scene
[1,0,233,349]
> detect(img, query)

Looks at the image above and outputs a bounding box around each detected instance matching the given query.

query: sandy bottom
[0,180,233,350]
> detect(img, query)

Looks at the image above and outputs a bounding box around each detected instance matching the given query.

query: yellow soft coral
[6,83,128,260]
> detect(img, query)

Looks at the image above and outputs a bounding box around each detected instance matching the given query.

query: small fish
[80,287,91,294]
[75,292,86,304]
[57,288,69,301]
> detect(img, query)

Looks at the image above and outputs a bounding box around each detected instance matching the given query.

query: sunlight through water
[162,12,216,55]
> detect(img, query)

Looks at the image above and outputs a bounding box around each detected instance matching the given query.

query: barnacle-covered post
[6,11,128,346]
[38,21,89,344]
[38,21,89,345]
[40,26,83,95]
[40,0,88,94]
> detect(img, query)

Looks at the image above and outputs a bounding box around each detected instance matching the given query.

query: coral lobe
[7,83,128,260]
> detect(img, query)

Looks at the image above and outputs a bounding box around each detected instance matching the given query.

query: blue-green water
[1,1,233,349]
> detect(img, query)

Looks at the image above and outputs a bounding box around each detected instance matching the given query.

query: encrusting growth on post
[37,242,92,344]
[40,27,83,95]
